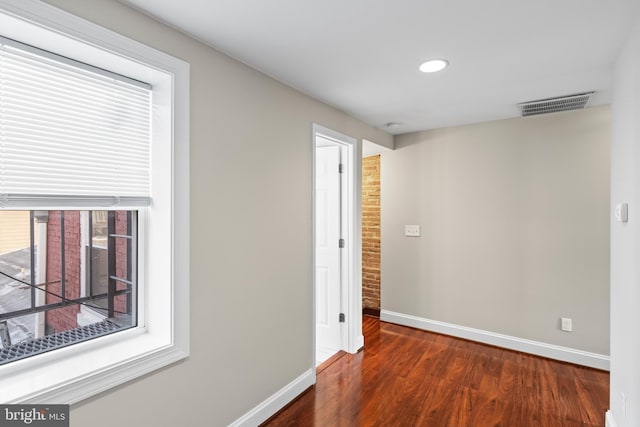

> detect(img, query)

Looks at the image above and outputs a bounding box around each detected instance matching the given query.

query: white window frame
[0,0,189,404]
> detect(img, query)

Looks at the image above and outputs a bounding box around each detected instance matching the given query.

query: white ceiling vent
[519,92,594,117]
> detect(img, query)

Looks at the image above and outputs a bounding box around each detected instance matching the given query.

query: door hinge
[339,238,345,248]
[339,313,345,323]
[338,163,344,174]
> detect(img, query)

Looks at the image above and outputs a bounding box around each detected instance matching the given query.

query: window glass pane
[89,211,108,311]
[92,211,108,247]
[0,211,34,344]
[0,210,137,364]
[89,247,108,310]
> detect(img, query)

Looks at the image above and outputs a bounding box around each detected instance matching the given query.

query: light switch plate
[405,225,420,237]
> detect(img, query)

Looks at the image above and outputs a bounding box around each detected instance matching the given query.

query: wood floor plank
[263,317,609,427]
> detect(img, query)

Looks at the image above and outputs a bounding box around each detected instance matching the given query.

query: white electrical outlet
[404,225,421,237]
[561,317,572,332]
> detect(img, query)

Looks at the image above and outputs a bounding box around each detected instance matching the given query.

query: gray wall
[610,15,640,427]
[382,106,610,354]
[42,1,392,426]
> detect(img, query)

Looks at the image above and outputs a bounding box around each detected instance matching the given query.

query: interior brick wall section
[362,155,381,312]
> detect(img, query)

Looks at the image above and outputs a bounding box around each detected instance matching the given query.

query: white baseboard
[606,410,617,427]
[381,310,610,371]
[229,369,315,427]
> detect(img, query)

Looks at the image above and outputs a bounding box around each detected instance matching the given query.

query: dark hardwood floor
[263,316,609,427]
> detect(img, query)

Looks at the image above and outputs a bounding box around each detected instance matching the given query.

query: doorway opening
[313,124,363,368]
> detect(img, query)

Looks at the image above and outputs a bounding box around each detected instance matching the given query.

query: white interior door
[315,144,342,363]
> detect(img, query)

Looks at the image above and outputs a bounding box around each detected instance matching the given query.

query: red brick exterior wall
[45,210,132,334]
[362,155,381,312]
[45,211,81,333]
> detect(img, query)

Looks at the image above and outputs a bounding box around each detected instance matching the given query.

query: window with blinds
[0,1,188,404]
[0,36,149,364]
[0,35,151,208]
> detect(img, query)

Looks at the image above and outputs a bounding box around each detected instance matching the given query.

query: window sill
[0,320,123,366]
[0,325,187,404]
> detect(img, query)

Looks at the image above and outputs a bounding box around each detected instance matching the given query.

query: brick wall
[362,155,381,313]
[45,211,81,333]
[45,211,132,333]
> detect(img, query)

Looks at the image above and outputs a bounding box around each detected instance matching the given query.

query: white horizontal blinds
[0,38,151,208]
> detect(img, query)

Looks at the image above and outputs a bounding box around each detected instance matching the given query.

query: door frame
[312,123,363,371]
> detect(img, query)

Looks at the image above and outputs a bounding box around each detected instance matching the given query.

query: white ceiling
[124,0,640,135]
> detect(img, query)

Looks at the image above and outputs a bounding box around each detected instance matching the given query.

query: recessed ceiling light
[419,59,449,73]
[385,122,402,128]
